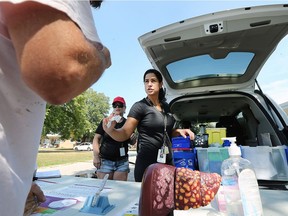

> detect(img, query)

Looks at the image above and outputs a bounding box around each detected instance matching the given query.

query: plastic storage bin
[196,147,229,175]
[206,128,226,145]
[173,150,197,170]
[241,145,288,180]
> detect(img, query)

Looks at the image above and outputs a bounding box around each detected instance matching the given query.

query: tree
[42,88,110,142]
[81,89,110,141]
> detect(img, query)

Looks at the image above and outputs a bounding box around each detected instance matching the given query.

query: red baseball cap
[112,96,126,105]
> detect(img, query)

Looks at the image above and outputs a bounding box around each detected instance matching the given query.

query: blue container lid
[172,136,190,143]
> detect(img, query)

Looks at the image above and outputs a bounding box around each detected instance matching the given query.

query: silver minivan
[139,4,288,215]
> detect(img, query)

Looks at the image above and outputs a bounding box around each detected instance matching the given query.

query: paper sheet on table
[36,170,61,179]
[35,179,59,190]
[44,183,112,202]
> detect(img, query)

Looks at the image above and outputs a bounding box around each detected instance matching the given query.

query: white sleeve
[2,0,101,43]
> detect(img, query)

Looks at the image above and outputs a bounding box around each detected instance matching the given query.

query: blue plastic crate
[172,136,191,149]
[173,150,196,170]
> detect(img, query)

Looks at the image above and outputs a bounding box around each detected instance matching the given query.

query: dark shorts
[97,158,130,173]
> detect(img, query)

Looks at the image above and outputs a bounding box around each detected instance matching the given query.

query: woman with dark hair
[103,69,194,182]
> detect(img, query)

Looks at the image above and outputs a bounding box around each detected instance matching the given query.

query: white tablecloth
[34,176,288,216]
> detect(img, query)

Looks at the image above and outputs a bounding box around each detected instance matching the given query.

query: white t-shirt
[0,1,101,215]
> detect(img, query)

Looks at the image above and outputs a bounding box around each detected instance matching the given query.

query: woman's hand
[93,155,101,169]
[173,129,195,140]
[30,182,46,203]
[102,113,117,132]
[24,182,46,215]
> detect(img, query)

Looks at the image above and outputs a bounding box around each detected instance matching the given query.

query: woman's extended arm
[103,117,138,142]
[2,1,111,105]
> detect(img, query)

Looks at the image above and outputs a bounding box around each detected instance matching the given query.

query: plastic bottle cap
[229,143,241,156]
[222,140,231,147]
[224,137,241,156]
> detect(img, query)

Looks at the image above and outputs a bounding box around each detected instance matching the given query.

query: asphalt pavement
[37,150,137,182]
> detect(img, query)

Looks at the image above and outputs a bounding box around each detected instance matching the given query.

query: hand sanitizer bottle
[221,137,263,216]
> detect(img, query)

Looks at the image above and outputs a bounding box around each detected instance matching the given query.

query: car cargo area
[171,91,287,147]
[169,91,288,181]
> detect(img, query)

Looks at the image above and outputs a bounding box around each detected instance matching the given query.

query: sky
[91,0,288,114]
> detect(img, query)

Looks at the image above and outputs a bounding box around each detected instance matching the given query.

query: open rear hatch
[138,4,288,98]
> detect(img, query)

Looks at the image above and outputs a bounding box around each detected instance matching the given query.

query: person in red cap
[112,96,126,104]
[92,96,136,181]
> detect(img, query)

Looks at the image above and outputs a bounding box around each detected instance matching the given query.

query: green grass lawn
[37,148,93,168]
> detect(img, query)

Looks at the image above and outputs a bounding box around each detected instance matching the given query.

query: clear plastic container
[221,154,252,216]
[221,137,263,216]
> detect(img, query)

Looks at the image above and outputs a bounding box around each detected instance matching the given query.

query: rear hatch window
[167,52,254,83]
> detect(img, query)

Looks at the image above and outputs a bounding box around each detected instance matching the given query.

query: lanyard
[163,114,169,147]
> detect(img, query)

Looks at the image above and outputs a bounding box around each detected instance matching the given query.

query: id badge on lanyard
[119,147,125,156]
[157,146,166,163]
